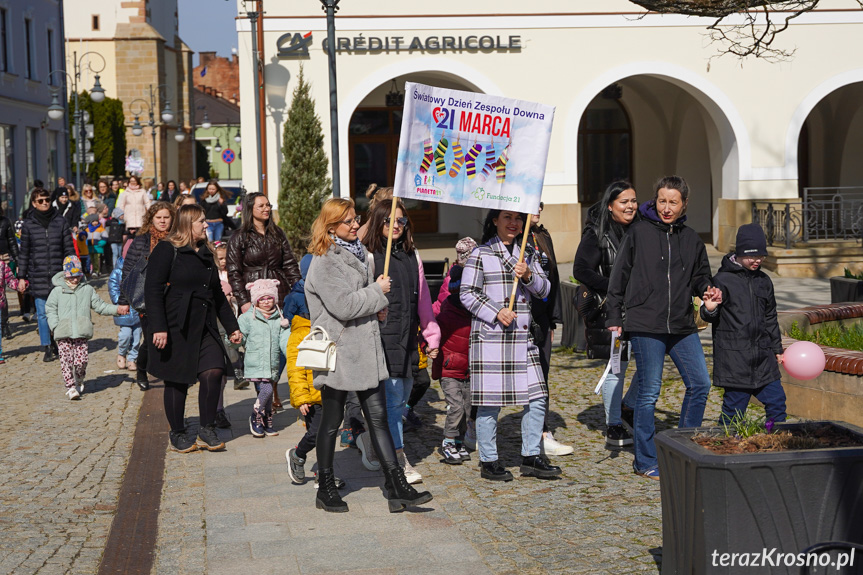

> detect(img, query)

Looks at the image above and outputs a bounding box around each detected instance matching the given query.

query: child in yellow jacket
[284,255,327,485]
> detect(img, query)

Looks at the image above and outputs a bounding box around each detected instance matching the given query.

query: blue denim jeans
[206,221,224,242]
[117,325,142,362]
[34,297,51,346]
[721,380,787,425]
[111,243,122,268]
[630,332,711,474]
[384,377,413,450]
[600,359,640,426]
[476,396,547,462]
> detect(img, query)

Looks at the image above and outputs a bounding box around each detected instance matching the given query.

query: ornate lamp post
[321,0,341,197]
[128,84,175,183]
[46,51,106,190]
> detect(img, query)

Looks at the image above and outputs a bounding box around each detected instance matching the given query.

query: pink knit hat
[246,278,280,306]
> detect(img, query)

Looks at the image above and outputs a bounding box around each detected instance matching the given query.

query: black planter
[830,277,863,304]
[656,422,863,575]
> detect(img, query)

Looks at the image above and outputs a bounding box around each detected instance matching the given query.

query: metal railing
[751,187,863,249]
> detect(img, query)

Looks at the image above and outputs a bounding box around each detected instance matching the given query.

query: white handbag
[296,326,339,372]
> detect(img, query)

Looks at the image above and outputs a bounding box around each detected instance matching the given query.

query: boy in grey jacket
[46,256,129,400]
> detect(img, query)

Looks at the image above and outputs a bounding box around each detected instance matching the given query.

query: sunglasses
[385,216,408,227]
[34,198,51,204]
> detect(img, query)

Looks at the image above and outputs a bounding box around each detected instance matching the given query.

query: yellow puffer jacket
[287,316,321,407]
[417,342,428,370]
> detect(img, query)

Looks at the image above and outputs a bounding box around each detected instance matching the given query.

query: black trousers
[137,315,149,374]
[317,382,397,469]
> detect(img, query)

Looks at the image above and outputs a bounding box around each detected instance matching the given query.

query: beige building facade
[64,0,194,182]
[237,0,863,255]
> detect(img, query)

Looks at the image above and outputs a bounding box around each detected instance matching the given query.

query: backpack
[107,219,126,243]
[120,246,177,313]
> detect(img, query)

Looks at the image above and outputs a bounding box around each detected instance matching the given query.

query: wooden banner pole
[507,220,533,312]
[382,199,399,278]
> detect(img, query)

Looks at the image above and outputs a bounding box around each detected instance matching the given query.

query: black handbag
[575,284,604,324]
[120,247,177,313]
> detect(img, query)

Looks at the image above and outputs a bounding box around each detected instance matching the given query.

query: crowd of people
[0,174,788,512]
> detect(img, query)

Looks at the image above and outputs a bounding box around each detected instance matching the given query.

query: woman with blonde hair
[145,204,242,453]
[81,184,98,213]
[175,194,197,208]
[304,197,432,513]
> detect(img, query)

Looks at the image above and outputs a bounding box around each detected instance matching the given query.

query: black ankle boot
[382,464,433,513]
[315,468,348,513]
[43,345,55,362]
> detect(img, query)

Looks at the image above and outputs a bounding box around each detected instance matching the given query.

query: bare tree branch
[630,0,863,60]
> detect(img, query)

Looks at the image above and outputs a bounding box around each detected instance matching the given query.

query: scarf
[149,228,170,253]
[205,193,221,204]
[332,235,366,263]
[65,278,80,290]
[33,207,57,229]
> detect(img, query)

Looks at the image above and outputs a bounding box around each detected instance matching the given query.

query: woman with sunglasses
[361,199,440,484]
[305,197,432,513]
[17,188,76,362]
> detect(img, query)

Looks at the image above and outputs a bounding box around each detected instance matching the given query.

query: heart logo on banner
[432,107,445,124]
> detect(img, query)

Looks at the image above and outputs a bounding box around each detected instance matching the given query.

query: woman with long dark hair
[606,175,717,480]
[146,204,242,453]
[305,198,432,513]
[573,180,640,448]
[120,201,176,390]
[362,199,440,484]
[460,209,561,482]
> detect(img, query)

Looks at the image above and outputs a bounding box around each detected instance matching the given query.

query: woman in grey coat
[304,198,433,514]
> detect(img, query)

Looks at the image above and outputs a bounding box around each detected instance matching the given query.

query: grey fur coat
[305,242,390,391]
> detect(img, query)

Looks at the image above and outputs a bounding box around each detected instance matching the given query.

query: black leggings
[137,315,149,373]
[317,382,397,469]
[164,368,224,432]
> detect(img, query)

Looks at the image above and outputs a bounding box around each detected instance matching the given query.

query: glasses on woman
[255,203,273,210]
[385,216,408,227]
[340,215,362,226]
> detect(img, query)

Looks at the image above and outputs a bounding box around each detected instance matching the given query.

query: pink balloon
[783,341,826,380]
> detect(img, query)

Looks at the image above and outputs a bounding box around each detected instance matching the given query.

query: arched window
[577,92,632,205]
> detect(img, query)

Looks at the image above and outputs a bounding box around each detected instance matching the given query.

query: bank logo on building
[277,32,312,58]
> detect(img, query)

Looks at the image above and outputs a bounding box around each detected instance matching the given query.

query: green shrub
[787,320,863,352]
[844,268,863,280]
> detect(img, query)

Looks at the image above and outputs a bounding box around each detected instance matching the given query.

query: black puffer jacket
[0,215,18,260]
[700,254,782,389]
[606,201,713,335]
[226,227,301,310]
[373,248,419,378]
[18,209,75,299]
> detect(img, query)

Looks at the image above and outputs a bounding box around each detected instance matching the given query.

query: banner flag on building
[393,82,555,215]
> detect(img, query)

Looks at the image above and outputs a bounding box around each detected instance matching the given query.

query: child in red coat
[432,237,476,464]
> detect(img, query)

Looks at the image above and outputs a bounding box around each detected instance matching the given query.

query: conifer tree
[278,65,331,255]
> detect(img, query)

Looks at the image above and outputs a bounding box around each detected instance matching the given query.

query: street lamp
[128,84,176,183]
[200,108,212,130]
[46,51,107,190]
[321,0,341,197]
[241,0,265,195]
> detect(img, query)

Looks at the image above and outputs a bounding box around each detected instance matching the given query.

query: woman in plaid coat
[460,210,563,482]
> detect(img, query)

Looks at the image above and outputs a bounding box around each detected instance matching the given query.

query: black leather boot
[43,345,55,362]
[383,464,433,513]
[520,455,562,479]
[315,468,348,513]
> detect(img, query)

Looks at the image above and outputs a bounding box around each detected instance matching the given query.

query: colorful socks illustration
[420,137,433,173]
[449,142,465,177]
[434,137,449,175]
[465,143,482,179]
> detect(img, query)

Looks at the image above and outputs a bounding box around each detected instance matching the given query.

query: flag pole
[382,198,399,278]
[507,218,533,312]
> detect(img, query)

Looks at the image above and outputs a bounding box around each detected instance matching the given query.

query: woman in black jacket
[572,180,639,448]
[606,176,718,480]
[17,188,75,361]
[226,192,301,408]
[121,201,176,389]
[145,204,241,453]
[199,179,229,242]
[53,188,81,233]
[0,206,19,338]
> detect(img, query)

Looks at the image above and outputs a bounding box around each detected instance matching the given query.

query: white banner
[393,82,555,215]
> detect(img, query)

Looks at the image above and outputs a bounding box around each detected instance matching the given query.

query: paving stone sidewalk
[0,280,144,575]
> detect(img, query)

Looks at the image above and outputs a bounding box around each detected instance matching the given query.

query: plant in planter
[830,269,863,304]
[656,416,863,575]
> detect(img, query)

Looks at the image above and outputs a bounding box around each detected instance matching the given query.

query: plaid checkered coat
[460,236,550,406]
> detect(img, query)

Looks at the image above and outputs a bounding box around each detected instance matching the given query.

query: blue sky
[178,0,239,65]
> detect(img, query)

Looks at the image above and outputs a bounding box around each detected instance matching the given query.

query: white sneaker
[541,432,574,456]
[74,374,84,396]
[66,387,81,400]
[356,432,381,471]
[398,451,422,484]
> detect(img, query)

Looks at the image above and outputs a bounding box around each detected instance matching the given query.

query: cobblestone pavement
[0,280,143,575]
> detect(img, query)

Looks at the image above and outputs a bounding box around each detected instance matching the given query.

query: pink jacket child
[0,260,21,363]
